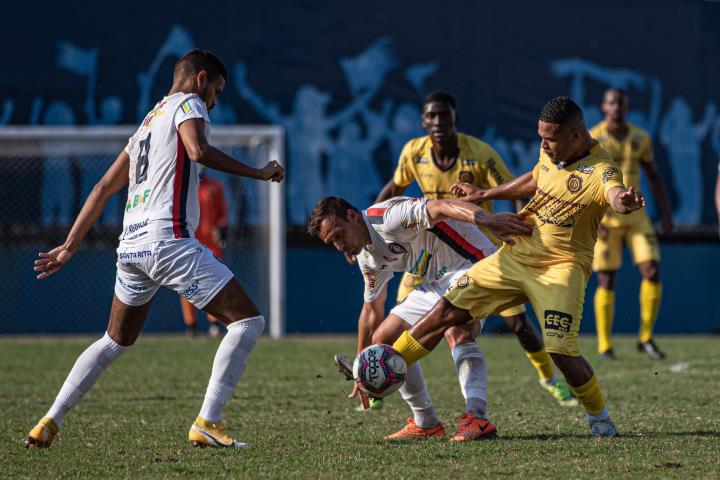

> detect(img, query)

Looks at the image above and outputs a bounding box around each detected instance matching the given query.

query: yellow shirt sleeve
[532,159,542,181]
[393,142,416,187]
[483,146,515,187]
[639,135,653,163]
[598,164,625,206]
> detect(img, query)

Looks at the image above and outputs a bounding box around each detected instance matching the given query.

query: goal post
[0,126,286,338]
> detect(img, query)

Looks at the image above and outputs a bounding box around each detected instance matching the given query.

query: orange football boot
[384,418,445,440]
[450,412,497,441]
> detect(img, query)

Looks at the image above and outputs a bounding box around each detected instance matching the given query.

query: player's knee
[639,261,659,282]
[503,313,529,335]
[596,271,616,290]
[444,325,475,349]
[227,314,265,340]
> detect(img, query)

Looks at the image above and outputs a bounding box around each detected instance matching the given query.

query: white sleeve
[383,198,433,234]
[174,96,210,129]
[359,263,394,303]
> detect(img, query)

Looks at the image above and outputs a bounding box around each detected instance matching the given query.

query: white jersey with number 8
[120,92,211,246]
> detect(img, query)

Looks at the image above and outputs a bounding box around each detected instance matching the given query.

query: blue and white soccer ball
[353,344,407,397]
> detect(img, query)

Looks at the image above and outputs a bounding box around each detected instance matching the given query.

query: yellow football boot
[25,417,59,448]
[188,417,249,448]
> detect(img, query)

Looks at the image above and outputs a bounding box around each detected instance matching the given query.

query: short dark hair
[174,49,227,82]
[307,197,357,237]
[539,96,584,126]
[605,87,627,100]
[423,91,457,110]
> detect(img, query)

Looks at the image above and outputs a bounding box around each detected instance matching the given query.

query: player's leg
[372,314,445,440]
[526,266,616,437]
[631,220,664,359]
[593,225,623,358]
[180,296,199,337]
[26,295,154,448]
[500,310,578,407]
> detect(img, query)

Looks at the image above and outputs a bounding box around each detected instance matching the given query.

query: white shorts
[114,238,234,309]
[390,269,486,330]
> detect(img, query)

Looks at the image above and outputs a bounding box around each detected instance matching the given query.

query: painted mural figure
[659,99,716,226]
[234,38,395,223]
[39,102,76,227]
[326,101,391,206]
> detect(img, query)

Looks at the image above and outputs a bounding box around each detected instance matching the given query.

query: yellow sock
[594,287,615,353]
[639,280,662,343]
[525,349,554,382]
[392,331,430,366]
[569,375,606,415]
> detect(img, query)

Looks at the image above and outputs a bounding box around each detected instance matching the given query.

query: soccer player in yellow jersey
[389,97,646,437]
[590,88,673,360]
[371,91,577,408]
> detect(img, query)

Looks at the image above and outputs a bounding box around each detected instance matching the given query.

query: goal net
[0,126,285,338]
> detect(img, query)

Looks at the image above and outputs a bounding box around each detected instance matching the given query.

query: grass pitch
[2,334,719,479]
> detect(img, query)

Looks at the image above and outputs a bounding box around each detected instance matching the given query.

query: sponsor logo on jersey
[602,167,620,184]
[116,275,148,293]
[433,266,448,281]
[544,310,572,333]
[182,280,200,299]
[541,164,550,172]
[125,219,149,235]
[576,165,595,174]
[125,189,152,212]
[486,158,504,185]
[414,156,429,164]
[461,159,477,166]
[362,269,377,290]
[526,189,588,228]
[389,243,407,254]
[141,99,167,128]
[403,218,423,230]
[383,256,399,262]
[566,174,583,193]
[458,171,474,184]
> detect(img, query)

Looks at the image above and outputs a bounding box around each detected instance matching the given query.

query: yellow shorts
[398,271,526,317]
[444,248,587,356]
[592,216,660,272]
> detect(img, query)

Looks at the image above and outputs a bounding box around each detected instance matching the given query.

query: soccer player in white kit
[308,195,535,441]
[26,50,284,449]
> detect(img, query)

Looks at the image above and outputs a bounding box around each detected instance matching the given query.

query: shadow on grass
[498,430,720,441]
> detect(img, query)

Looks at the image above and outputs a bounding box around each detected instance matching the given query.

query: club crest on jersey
[566,174,582,193]
[576,165,595,175]
[181,100,193,114]
[458,171,474,184]
[456,275,470,289]
[388,243,407,254]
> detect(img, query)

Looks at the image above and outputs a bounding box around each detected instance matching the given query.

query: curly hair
[307,197,357,237]
[539,96,583,126]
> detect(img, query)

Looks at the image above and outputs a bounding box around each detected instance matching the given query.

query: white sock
[398,362,439,429]
[199,315,265,422]
[452,342,488,418]
[587,407,610,422]
[46,332,129,427]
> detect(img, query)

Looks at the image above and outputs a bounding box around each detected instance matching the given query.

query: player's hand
[348,383,371,410]
[620,186,646,212]
[478,212,533,245]
[451,182,487,202]
[34,245,73,280]
[258,160,285,182]
[660,212,673,234]
[344,252,357,265]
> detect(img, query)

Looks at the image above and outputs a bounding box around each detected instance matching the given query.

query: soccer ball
[353,344,407,397]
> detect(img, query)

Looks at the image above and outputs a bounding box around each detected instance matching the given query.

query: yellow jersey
[507,143,625,276]
[392,133,514,213]
[590,121,652,227]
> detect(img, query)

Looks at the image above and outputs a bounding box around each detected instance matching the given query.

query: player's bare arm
[34,151,130,280]
[375,179,407,203]
[451,171,537,203]
[349,288,387,400]
[640,160,673,233]
[425,198,533,244]
[178,118,284,182]
[607,186,646,214]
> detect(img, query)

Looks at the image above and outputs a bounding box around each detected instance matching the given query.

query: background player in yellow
[371,91,576,408]
[590,88,673,360]
[390,97,646,437]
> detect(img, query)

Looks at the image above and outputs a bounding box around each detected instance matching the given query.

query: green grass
[2,335,719,479]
